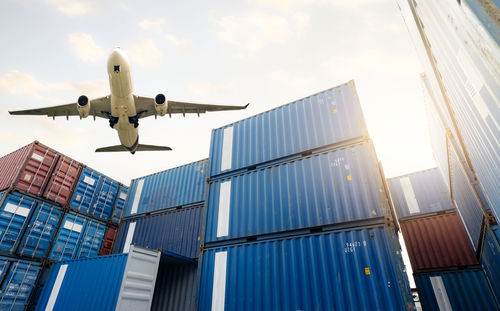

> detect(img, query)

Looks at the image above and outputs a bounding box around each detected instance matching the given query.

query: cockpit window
[114,65,120,73]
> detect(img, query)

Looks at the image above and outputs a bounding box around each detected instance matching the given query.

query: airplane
[9,47,248,154]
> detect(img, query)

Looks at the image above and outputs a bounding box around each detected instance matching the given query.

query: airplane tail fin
[95,144,172,153]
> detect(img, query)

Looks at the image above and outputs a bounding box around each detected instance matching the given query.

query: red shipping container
[400,213,478,272]
[43,155,82,205]
[0,141,59,197]
[99,225,118,256]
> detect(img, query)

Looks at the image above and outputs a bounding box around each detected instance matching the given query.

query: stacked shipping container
[388,168,498,308]
[0,141,127,310]
[398,0,500,304]
[198,81,414,310]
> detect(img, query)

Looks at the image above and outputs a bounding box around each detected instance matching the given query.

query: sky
[0,0,436,185]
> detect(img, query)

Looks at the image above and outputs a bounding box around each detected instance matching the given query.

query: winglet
[245,103,250,108]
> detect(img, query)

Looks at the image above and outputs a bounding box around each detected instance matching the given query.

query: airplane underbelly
[117,125,138,148]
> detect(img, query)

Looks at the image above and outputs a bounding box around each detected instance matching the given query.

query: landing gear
[109,116,119,128]
[128,115,139,128]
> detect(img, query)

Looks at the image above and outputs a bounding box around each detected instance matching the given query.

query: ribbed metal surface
[111,185,128,223]
[151,259,197,311]
[198,226,413,311]
[422,73,450,191]
[0,192,38,254]
[17,200,63,259]
[0,142,59,198]
[448,135,485,253]
[115,205,202,259]
[208,81,369,179]
[123,159,207,217]
[76,219,106,259]
[36,254,128,311]
[388,168,455,219]
[205,142,391,244]
[36,246,161,311]
[49,212,87,261]
[481,225,500,303]
[43,154,82,206]
[99,225,118,256]
[400,213,478,272]
[410,0,500,218]
[69,167,119,221]
[0,257,41,311]
[414,269,498,311]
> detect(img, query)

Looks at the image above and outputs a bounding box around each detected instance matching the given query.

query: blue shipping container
[409,0,500,219]
[0,192,38,254]
[198,226,413,311]
[482,225,500,304]
[448,134,486,253]
[414,269,498,311]
[123,159,207,217]
[36,245,161,311]
[0,257,41,311]
[75,218,106,258]
[208,80,369,179]
[205,142,391,245]
[69,167,120,221]
[151,257,197,311]
[388,168,455,219]
[111,185,128,223]
[114,205,202,259]
[17,201,63,259]
[49,213,106,261]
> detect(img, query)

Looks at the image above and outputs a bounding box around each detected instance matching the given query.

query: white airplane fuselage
[106,48,139,151]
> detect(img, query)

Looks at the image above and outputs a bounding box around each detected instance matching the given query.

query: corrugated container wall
[111,185,128,223]
[17,200,63,259]
[388,168,455,219]
[123,160,207,217]
[409,0,500,217]
[0,142,59,198]
[198,226,413,310]
[114,205,202,259]
[99,225,118,256]
[36,246,161,311]
[69,167,119,221]
[448,135,486,253]
[208,80,369,179]
[205,142,391,245]
[481,225,500,303]
[0,257,42,311]
[414,269,498,311]
[151,258,197,311]
[400,213,478,272]
[49,212,106,261]
[42,154,82,205]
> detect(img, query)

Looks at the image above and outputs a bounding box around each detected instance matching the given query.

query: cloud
[139,18,166,33]
[45,0,95,16]
[68,33,107,62]
[267,70,315,90]
[216,12,309,52]
[127,40,165,69]
[0,70,106,102]
[188,83,228,96]
[166,34,193,52]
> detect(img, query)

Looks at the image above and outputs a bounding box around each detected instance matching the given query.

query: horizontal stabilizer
[95,144,172,153]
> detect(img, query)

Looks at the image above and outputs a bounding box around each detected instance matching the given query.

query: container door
[0,193,37,254]
[49,213,87,261]
[90,177,119,220]
[43,156,82,205]
[111,186,128,223]
[0,259,41,311]
[17,202,63,259]
[16,145,58,197]
[76,219,106,258]
[69,167,100,214]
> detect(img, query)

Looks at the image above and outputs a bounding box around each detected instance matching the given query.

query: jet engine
[77,95,90,118]
[154,94,168,116]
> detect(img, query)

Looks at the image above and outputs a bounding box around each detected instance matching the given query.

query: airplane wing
[134,96,249,118]
[9,96,111,119]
